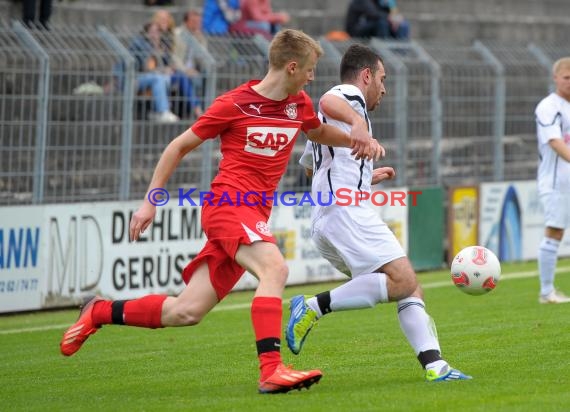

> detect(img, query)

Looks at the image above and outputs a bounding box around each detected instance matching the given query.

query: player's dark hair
[340,44,383,83]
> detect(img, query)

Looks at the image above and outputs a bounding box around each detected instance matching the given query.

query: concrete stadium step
[407,13,570,44]
[278,0,570,18]
[398,0,570,18]
[4,0,570,44]
[0,0,17,20]
[4,0,570,29]
[290,9,570,44]
[49,98,124,122]
[116,0,570,17]
[0,1,192,28]
[81,0,193,5]
[50,2,187,27]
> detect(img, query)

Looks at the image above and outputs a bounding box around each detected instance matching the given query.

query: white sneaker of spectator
[149,111,180,123]
[73,81,104,95]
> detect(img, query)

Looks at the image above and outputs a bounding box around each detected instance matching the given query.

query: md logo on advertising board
[46,214,103,306]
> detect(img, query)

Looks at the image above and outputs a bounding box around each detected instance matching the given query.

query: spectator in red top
[234,0,290,38]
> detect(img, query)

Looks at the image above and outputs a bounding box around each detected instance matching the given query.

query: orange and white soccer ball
[451,246,501,295]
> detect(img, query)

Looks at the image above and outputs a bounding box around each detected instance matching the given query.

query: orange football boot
[60,296,103,356]
[258,364,322,394]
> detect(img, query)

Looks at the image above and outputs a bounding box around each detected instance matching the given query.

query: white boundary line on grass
[2,265,569,336]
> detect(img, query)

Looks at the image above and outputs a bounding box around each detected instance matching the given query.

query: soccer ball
[450,246,501,295]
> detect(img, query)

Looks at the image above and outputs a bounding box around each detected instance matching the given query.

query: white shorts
[540,191,570,229]
[311,205,406,277]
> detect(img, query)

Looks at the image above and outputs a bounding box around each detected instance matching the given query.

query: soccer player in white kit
[286,44,471,381]
[535,57,570,304]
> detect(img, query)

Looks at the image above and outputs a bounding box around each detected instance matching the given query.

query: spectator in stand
[173,9,207,117]
[202,0,242,36]
[235,0,290,39]
[152,9,202,118]
[22,0,52,29]
[151,9,176,49]
[174,9,207,75]
[129,22,179,123]
[180,9,208,48]
[144,0,173,6]
[345,0,409,40]
[379,0,410,39]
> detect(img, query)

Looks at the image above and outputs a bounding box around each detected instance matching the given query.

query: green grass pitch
[1,260,569,412]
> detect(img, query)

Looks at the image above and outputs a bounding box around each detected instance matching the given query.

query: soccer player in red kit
[60,29,383,394]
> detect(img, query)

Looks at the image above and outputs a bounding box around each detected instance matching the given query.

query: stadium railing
[0,19,563,206]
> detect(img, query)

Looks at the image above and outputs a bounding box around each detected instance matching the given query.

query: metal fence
[1,20,567,206]
[0,21,45,204]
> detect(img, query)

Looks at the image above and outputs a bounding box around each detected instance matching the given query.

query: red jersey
[191,80,321,200]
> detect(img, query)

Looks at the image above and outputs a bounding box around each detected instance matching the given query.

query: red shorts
[182,202,277,300]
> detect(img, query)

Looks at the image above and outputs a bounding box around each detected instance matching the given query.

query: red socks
[91,300,112,325]
[251,296,283,381]
[93,294,283,381]
[92,295,167,328]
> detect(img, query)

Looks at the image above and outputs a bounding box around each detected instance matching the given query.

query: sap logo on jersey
[244,127,298,157]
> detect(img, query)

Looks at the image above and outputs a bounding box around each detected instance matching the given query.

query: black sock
[418,349,442,369]
[256,337,281,355]
[111,300,128,325]
[316,291,332,315]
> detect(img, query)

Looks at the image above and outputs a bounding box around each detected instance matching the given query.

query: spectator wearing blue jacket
[202,0,241,35]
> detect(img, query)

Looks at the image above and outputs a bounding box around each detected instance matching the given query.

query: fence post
[413,41,443,186]
[252,34,270,58]
[98,26,135,201]
[528,43,554,93]
[12,20,49,204]
[474,41,505,182]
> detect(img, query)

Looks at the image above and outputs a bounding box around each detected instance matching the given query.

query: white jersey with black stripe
[535,92,570,194]
[300,84,373,216]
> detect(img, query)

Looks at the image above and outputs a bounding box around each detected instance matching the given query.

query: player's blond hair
[552,57,570,75]
[268,29,324,69]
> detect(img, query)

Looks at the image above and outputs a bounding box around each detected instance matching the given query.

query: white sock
[538,237,559,296]
[397,297,441,355]
[304,272,391,319]
[329,272,388,311]
[426,360,449,373]
[306,296,322,317]
[306,274,388,317]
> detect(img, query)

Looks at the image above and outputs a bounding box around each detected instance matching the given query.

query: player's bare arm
[548,138,570,162]
[306,123,383,161]
[319,93,381,159]
[298,141,314,177]
[371,166,396,185]
[130,128,204,241]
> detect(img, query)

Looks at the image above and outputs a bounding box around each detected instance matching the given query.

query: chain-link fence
[28,24,126,203]
[0,21,46,205]
[1,20,567,206]
[482,41,551,183]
